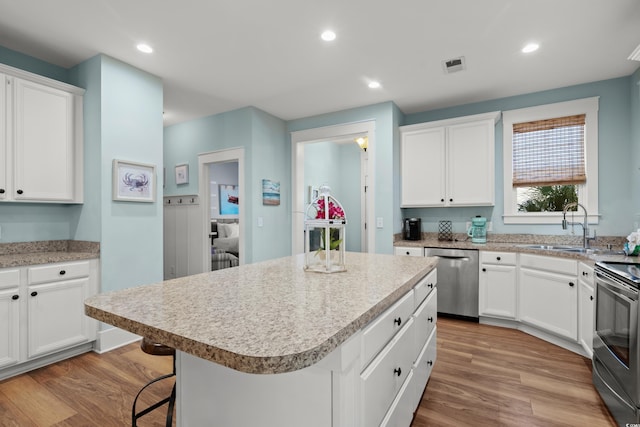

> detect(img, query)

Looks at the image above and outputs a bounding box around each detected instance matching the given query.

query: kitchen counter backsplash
[394,232,626,249]
[0,240,100,268]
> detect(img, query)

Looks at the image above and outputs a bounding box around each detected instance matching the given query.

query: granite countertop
[85,252,436,375]
[394,233,633,264]
[0,240,100,268]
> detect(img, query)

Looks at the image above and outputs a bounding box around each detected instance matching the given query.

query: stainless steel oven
[593,261,640,426]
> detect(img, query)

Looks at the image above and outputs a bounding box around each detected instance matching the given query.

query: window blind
[512,114,586,187]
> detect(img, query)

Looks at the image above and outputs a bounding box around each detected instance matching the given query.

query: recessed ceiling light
[522,43,539,53]
[137,43,153,54]
[321,30,336,42]
[368,81,381,89]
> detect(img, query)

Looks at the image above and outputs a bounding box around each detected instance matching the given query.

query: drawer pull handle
[59,270,66,275]
[440,198,444,202]
[394,367,402,377]
[482,268,486,272]
[405,251,410,255]
[590,296,594,301]
[11,294,19,300]
[31,291,38,297]
[428,317,434,323]
[16,189,23,195]
[0,188,5,194]
[582,271,588,276]
[394,317,402,326]
[427,360,433,366]
[496,257,501,261]
[569,282,575,287]
[428,283,434,288]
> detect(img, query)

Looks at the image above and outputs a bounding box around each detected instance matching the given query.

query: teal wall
[403,76,635,237]
[287,102,397,254]
[163,106,290,263]
[0,45,69,83]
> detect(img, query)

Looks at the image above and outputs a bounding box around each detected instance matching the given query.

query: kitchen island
[85,252,438,426]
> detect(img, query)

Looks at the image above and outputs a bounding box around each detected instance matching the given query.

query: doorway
[291,121,376,255]
[199,148,245,271]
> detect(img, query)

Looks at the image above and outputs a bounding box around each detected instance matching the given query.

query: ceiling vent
[442,56,466,74]
[629,43,640,61]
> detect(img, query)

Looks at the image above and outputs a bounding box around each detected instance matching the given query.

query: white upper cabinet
[400,111,500,207]
[0,64,84,203]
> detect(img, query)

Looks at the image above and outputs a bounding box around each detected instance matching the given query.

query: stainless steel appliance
[403,218,421,241]
[424,247,478,319]
[593,261,640,426]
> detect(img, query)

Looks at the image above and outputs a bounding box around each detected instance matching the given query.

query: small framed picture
[175,163,189,185]
[112,159,156,202]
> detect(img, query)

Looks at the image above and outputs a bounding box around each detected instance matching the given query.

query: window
[503,97,599,224]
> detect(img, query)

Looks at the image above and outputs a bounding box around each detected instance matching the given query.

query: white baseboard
[94,327,141,354]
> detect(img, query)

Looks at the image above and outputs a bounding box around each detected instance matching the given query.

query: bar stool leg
[132,353,176,426]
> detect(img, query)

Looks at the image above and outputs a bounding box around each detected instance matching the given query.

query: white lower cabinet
[578,262,595,357]
[0,269,21,369]
[519,254,578,341]
[0,260,98,379]
[394,246,424,257]
[479,251,517,319]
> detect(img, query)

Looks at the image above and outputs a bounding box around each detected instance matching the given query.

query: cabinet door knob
[427,360,433,366]
[394,367,402,376]
[449,198,453,202]
[569,282,575,287]
[440,198,444,202]
[11,294,19,300]
[482,268,486,272]
[16,189,23,195]
[496,257,501,261]
[590,295,594,301]
[428,283,434,288]
[59,270,66,275]
[30,291,38,297]
[0,188,5,194]
[428,316,434,323]
[394,317,402,326]
[405,251,410,255]
[582,271,588,276]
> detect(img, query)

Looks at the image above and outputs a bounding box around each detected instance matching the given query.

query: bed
[211,221,239,257]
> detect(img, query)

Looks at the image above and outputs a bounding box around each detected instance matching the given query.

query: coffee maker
[467,216,487,244]
[403,218,422,240]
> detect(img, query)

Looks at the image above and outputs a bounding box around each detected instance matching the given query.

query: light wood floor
[0,317,616,426]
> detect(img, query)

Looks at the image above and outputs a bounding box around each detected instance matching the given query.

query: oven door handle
[596,273,639,302]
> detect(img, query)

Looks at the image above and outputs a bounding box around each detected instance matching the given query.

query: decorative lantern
[304,185,347,273]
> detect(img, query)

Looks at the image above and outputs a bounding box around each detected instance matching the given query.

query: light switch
[376,217,383,228]
[257,217,264,227]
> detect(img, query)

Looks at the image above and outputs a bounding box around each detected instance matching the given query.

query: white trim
[0,63,85,95]
[291,121,376,255]
[502,97,599,225]
[93,326,140,354]
[198,148,245,268]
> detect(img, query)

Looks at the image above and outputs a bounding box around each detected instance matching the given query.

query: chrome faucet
[562,202,596,248]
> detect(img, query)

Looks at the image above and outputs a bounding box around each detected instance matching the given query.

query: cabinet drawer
[0,269,20,290]
[362,291,414,368]
[28,261,90,285]
[380,370,415,427]
[414,268,436,308]
[414,289,437,360]
[394,247,424,257]
[361,318,415,427]
[519,253,576,276]
[579,262,594,282]
[411,328,437,411]
[480,251,516,265]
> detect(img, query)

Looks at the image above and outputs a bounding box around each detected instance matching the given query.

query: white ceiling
[1,0,639,127]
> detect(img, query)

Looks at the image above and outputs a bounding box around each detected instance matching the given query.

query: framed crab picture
[112,159,156,202]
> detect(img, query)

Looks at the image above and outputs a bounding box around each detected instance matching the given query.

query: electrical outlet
[376,217,383,228]
[257,217,264,227]
[487,221,493,232]
[466,221,471,230]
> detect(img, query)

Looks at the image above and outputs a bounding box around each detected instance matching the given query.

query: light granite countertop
[394,233,633,264]
[0,240,100,268]
[85,252,437,375]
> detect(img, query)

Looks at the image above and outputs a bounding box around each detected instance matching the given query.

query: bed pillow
[216,223,228,238]
[226,222,240,238]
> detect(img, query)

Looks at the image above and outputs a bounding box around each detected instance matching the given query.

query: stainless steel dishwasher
[424,247,479,319]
